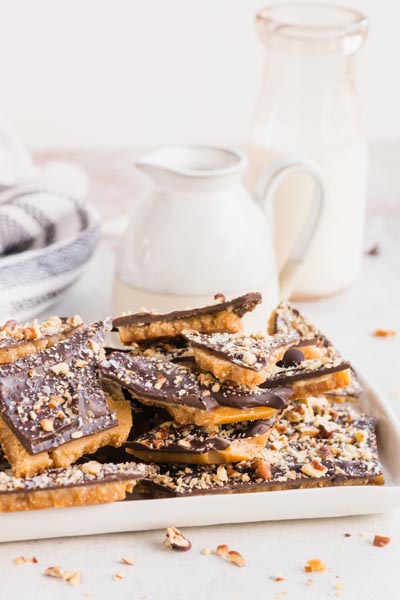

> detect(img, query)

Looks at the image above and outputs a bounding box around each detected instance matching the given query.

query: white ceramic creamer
[113,145,325,331]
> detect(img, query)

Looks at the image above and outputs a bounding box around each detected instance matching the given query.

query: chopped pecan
[214,293,226,303]
[372,329,396,338]
[164,527,191,552]
[216,544,245,567]
[14,556,38,564]
[373,535,391,547]
[304,559,327,573]
[252,458,272,480]
[44,566,64,579]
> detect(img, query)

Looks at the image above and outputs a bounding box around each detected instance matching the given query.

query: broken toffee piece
[139,401,384,498]
[0,461,151,513]
[0,315,84,364]
[183,330,298,387]
[112,292,262,344]
[0,322,132,477]
[268,301,362,399]
[100,352,291,426]
[268,302,330,348]
[261,358,352,398]
[126,418,276,465]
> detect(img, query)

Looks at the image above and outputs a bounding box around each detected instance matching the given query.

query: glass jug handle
[255,157,325,299]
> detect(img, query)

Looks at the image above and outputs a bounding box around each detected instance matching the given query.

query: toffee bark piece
[0,461,151,513]
[139,400,384,497]
[183,330,298,387]
[0,391,133,478]
[261,358,352,398]
[0,315,84,364]
[100,352,291,426]
[126,418,277,465]
[112,292,262,344]
[268,301,362,399]
[0,322,132,476]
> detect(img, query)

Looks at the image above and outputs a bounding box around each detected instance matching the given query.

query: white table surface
[0,142,399,600]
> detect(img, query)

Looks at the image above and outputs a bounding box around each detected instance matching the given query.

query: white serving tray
[1,371,400,543]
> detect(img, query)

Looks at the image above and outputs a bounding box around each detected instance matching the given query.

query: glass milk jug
[247,3,369,298]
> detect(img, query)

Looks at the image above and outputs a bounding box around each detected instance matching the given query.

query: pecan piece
[216,544,245,567]
[304,559,327,573]
[372,329,396,338]
[373,535,391,547]
[252,458,272,480]
[164,527,191,552]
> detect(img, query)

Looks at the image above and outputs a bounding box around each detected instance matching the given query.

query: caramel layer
[164,404,280,426]
[126,434,268,465]
[118,310,243,344]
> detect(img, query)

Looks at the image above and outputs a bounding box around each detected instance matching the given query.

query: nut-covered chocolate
[0,321,117,454]
[100,352,291,411]
[112,292,262,328]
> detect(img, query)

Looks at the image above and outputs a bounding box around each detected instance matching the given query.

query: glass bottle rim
[256,2,368,43]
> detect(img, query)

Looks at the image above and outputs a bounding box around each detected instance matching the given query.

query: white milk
[246,140,368,298]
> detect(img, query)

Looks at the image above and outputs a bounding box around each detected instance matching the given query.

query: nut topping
[50,362,70,376]
[304,559,327,573]
[373,535,391,547]
[216,544,245,567]
[372,329,396,338]
[252,458,272,480]
[14,556,38,564]
[164,527,192,552]
[40,418,54,432]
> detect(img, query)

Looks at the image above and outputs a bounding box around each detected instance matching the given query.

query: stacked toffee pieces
[104,293,383,498]
[0,294,383,513]
[0,316,151,512]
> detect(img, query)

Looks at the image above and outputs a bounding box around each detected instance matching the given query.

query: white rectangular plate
[1,370,400,543]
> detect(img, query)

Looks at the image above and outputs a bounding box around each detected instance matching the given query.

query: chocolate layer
[0,321,117,455]
[0,461,151,495]
[0,315,84,351]
[100,352,291,410]
[261,359,351,388]
[127,418,276,455]
[184,330,298,371]
[112,292,261,328]
[140,403,383,497]
[141,458,383,497]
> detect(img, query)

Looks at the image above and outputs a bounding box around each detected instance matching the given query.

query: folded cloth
[0,187,100,322]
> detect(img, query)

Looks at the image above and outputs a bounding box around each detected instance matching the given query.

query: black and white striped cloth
[0,188,100,322]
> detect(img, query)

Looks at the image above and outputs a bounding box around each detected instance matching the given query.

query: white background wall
[0,0,398,149]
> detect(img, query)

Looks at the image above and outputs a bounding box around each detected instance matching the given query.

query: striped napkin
[0,187,100,322]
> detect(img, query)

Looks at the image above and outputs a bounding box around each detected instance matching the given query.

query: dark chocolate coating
[0,321,117,455]
[127,418,276,455]
[184,330,298,371]
[0,461,151,495]
[261,361,351,388]
[139,411,382,497]
[100,352,291,411]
